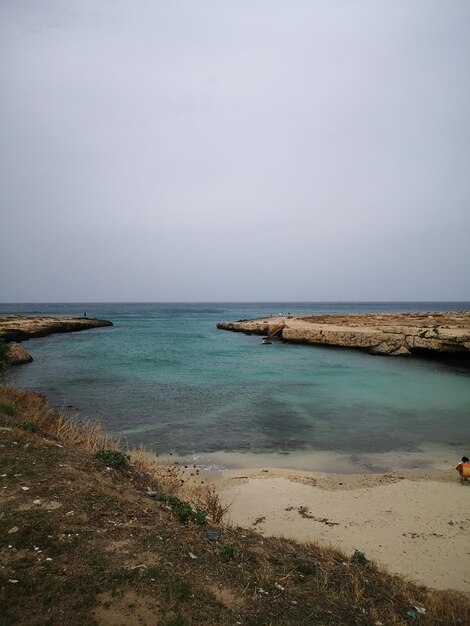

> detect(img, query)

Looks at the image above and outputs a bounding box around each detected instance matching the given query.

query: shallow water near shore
[3,302,470,471]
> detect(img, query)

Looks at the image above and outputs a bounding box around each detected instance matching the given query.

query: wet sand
[189,444,462,474]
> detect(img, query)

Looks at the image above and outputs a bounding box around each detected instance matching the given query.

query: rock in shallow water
[7,342,33,365]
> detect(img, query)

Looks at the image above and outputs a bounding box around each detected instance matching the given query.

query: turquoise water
[3,303,470,466]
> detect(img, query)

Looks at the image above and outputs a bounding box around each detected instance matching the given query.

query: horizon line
[1,300,470,305]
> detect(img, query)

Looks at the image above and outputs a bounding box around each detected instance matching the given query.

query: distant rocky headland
[217,312,470,358]
[0,315,113,365]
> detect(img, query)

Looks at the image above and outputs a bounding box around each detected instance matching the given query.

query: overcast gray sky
[1,0,469,302]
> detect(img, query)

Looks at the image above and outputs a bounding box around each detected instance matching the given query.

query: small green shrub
[94,449,129,470]
[0,339,9,378]
[154,493,207,525]
[108,568,141,583]
[145,566,160,580]
[0,402,16,416]
[293,559,317,576]
[16,421,38,433]
[219,543,237,562]
[171,580,191,603]
[351,549,369,566]
[165,616,186,626]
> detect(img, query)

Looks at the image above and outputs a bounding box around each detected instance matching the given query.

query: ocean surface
[2,302,470,472]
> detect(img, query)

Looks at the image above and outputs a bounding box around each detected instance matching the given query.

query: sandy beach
[217,467,470,593]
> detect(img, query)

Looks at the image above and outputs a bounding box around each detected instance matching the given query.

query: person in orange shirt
[455,456,470,483]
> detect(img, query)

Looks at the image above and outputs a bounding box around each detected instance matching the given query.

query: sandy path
[218,470,470,593]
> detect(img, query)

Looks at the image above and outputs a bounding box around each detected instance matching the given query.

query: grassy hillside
[1,386,469,625]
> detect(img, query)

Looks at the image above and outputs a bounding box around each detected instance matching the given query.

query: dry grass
[1,384,470,625]
[1,386,229,524]
[0,385,118,452]
[194,483,230,524]
[130,447,180,491]
[129,447,230,523]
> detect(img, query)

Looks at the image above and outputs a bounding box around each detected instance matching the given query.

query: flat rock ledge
[217,312,470,357]
[0,315,113,344]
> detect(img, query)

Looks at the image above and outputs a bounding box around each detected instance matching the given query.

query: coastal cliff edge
[217,312,470,357]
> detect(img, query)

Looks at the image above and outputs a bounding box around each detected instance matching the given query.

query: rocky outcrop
[0,316,113,343]
[217,312,470,357]
[7,342,33,365]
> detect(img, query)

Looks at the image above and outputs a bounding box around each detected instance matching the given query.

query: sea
[2,302,470,473]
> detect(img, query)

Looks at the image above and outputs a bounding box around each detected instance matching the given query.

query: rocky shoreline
[217,312,470,357]
[0,315,113,365]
